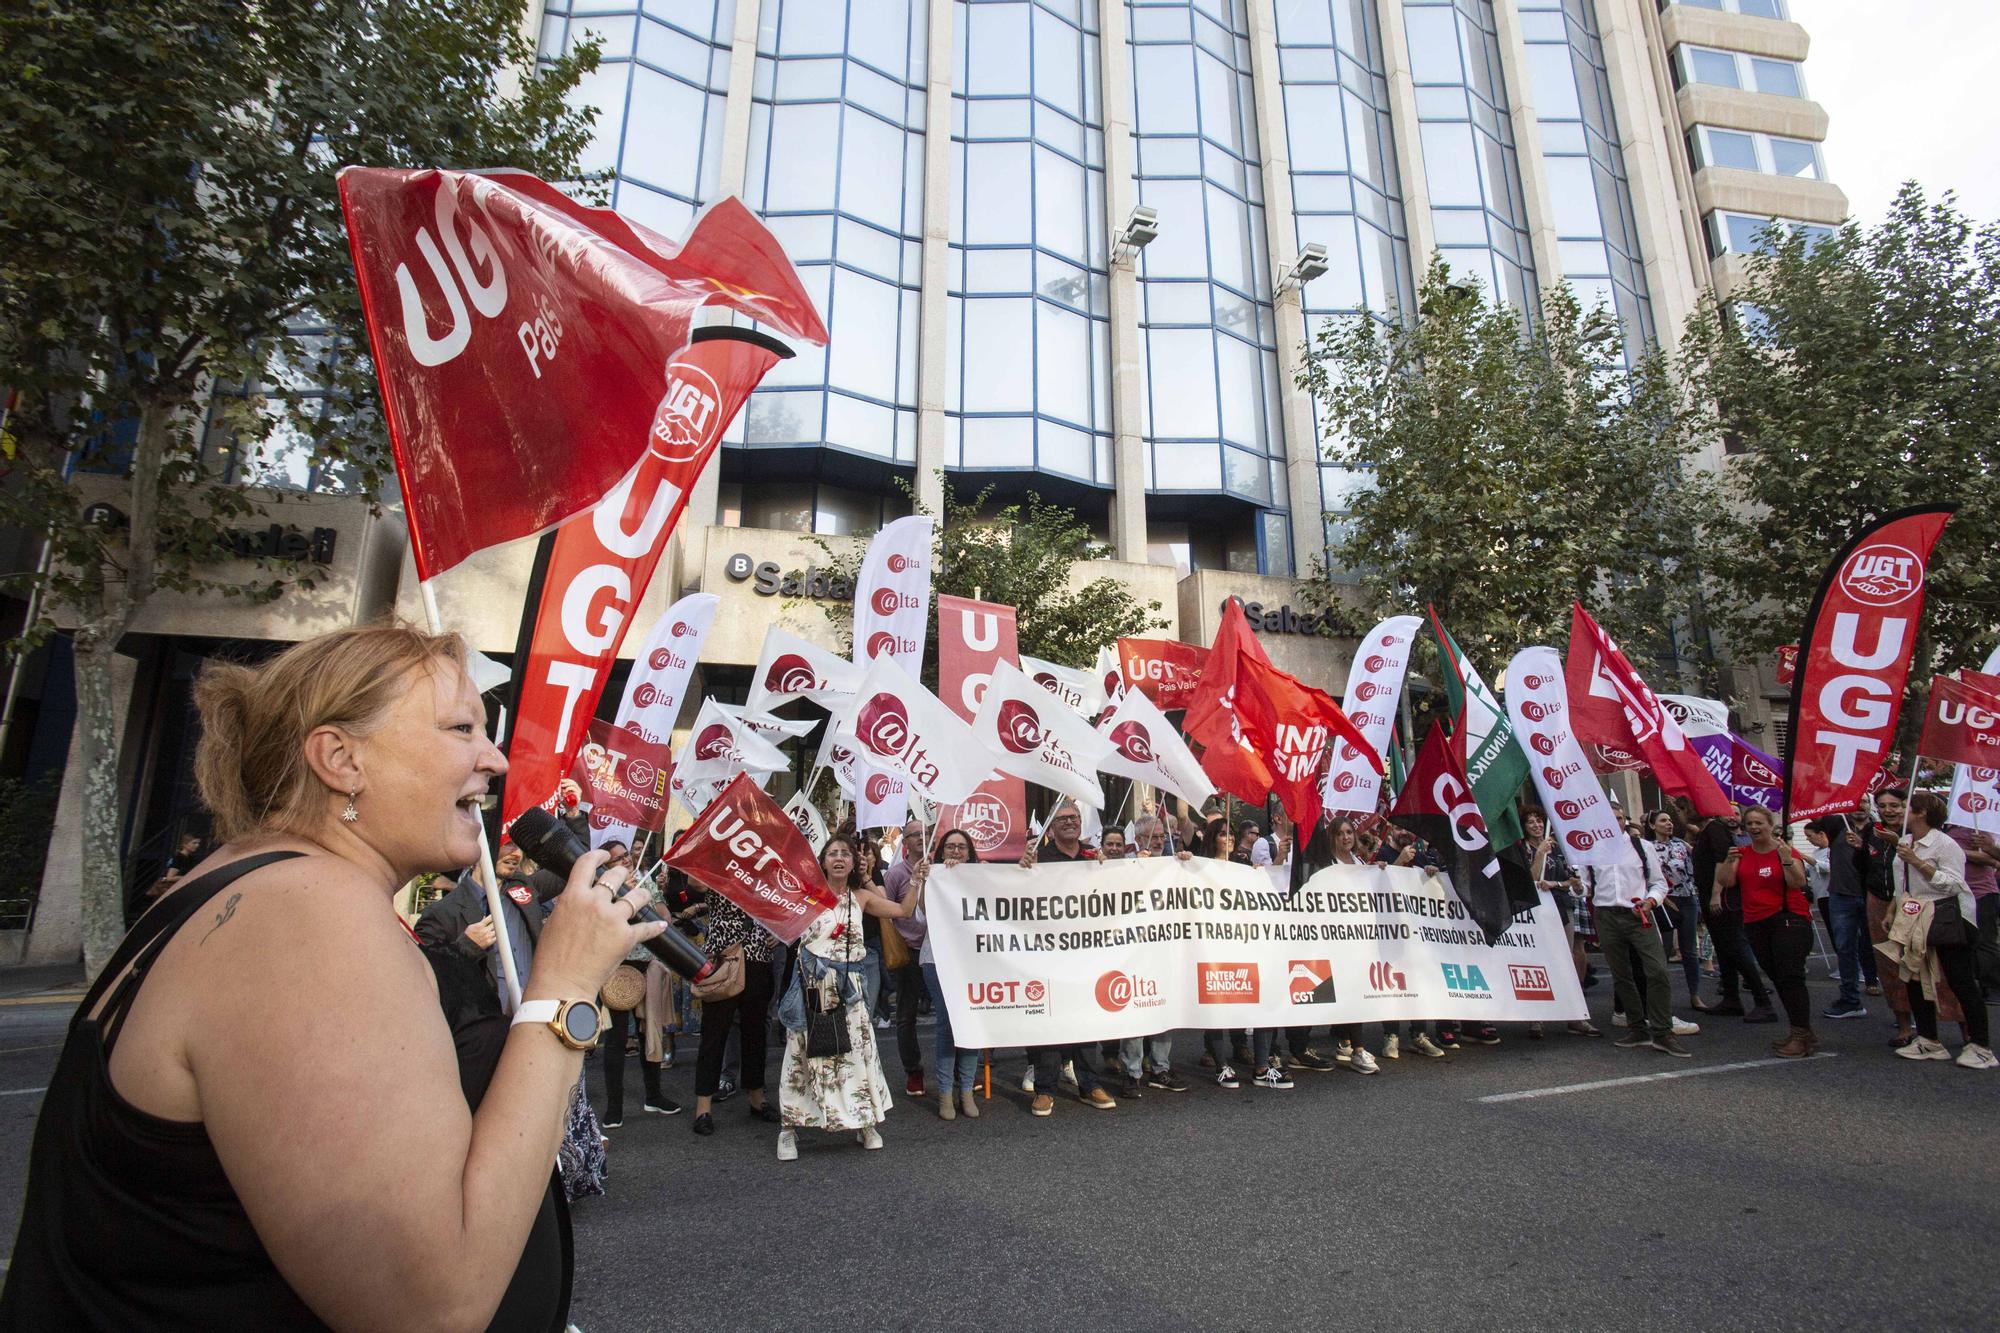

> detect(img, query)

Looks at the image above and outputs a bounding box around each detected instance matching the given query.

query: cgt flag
[1392,723,1537,946]
[1565,603,1732,817]
[972,661,1113,810]
[1786,505,1956,821]
[853,515,934,671]
[570,720,675,834]
[839,655,995,807]
[501,329,788,829]
[746,626,865,713]
[664,775,838,944]
[1323,614,1421,816]
[1426,609,1529,851]
[1117,637,1208,712]
[1095,687,1216,810]
[590,592,716,849]
[1505,646,1632,868]
[339,172,826,578]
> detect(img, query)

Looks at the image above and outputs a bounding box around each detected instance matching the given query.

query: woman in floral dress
[775,833,925,1160]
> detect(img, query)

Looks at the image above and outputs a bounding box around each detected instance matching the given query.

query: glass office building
[533,0,1843,577]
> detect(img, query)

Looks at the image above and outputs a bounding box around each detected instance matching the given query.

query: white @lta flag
[1504,646,1633,868]
[852,514,934,671]
[592,591,718,848]
[836,654,994,807]
[1094,686,1214,810]
[973,660,1112,809]
[672,699,789,813]
[1020,654,1108,719]
[1322,613,1420,817]
[746,625,863,713]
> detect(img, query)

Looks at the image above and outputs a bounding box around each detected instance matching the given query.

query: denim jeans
[920,963,981,1093]
[1116,1034,1174,1079]
[1826,893,1870,1007]
[861,947,883,1018]
[1203,1028,1272,1068]
[1031,1044,1101,1093]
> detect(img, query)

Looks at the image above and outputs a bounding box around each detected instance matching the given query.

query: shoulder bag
[690,944,745,1002]
[802,897,855,1059]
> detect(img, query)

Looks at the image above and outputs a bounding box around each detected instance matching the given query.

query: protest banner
[663,775,836,944]
[570,720,674,835]
[939,595,1029,861]
[925,857,1583,1047]
[1948,646,2000,835]
[1322,613,1421,817]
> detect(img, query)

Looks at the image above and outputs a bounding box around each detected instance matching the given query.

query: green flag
[1424,606,1527,851]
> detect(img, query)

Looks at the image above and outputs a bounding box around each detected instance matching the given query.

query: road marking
[0,1087,48,1098]
[0,992,84,1007]
[1477,1053,1835,1104]
[0,1043,61,1056]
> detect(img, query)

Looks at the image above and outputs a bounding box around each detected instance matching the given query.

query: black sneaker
[1437,1031,1462,1050]
[714,1077,739,1103]
[1290,1049,1337,1072]
[1147,1068,1190,1092]
[691,1112,715,1136]
[1651,1034,1693,1058]
[643,1099,682,1116]
[1120,1076,1145,1099]
[1614,1030,1650,1049]
[1471,1026,1501,1046]
[602,1117,623,1129]
[1822,1001,1868,1020]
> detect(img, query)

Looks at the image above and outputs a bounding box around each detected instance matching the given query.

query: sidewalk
[0,960,86,1002]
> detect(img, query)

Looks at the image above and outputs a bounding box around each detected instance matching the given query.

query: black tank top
[0,853,570,1331]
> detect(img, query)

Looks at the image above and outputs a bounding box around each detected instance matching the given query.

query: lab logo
[1288,960,1336,1005]
[1508,964,1555,1002]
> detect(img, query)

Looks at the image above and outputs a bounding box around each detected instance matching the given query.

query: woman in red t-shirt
[1717,805,1815,1056]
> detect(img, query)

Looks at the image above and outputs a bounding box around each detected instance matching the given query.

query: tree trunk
[72,626,128,979]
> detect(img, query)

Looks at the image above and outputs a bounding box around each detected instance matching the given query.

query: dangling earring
[342,792,359,823]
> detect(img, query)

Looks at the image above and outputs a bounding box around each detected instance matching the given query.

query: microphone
[507,808,715,983]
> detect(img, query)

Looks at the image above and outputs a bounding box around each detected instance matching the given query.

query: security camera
[1275,242,1329,295]
[1111,205,1160,265]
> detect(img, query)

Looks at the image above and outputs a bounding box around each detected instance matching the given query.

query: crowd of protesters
[431,784,1998,1169]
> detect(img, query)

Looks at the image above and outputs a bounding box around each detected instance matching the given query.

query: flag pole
[422,577,524,1011]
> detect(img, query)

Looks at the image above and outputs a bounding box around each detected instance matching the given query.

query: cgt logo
[996,699,1045,755]
[1366,960,1407,993]
[1839,542,1923,608]
[1095,970,1164,1013]
[1440,962,1492,997]
[1288,960,1336,1005]
[1196,962,1260,1004]
[1508,964,1555,1002]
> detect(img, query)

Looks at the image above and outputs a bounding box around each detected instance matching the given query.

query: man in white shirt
[1586,836,1693,1057]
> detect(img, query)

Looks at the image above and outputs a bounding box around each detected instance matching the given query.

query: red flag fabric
[1564,603,1733,817]
[1787,505,1956,822]
[663,775,838,944]
[1116,637,1209,711]
[1917,675,2000,768]
[1775,644,1799,687]
[937,595,1028,861]
[338,170,826,578]
[502,330,786,828]
[1182,603,1277,804]
[1391,723,1531,946]
[570,720,675,834]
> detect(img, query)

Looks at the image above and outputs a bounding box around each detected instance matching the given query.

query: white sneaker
[1410,1033,1446,1058]
[776,1129,798,1161]
[1349,1046,1380,1075]
[1383,1034,1401,1060]
[1333,1040,1354,1063]
[1059,1061,1079,1094]
[1610,1011,1629,1029]
[1895,1036,1951,1062]
[1671,1016,1700,1036]
[1956,1043,1998,1070]
[1020,1069,1036,1094]
[858,1126,884,1149]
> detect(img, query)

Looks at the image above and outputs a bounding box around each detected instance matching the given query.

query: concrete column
[913,0,957,519]
[1098,0,1148,563]
[1373,0,1437,272]
[1489,0,1565,297]
[1244,0,1319,580]
[27,654,138,965]
[683,0,766,569]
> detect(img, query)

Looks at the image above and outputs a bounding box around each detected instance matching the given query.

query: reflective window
[1706,210,1836,257]
[1675,45,1805,99]
[1402,1,1537,316]
[540,1,731,237]
[1689,124,1823,180]
[947,0,1113,486]
[739,0,928,463]
[1748,57,1803,97]
[199,324,362,493]
[1519,0,1654,359]
[1129,0,1289,571]
[1665,0,1788,15]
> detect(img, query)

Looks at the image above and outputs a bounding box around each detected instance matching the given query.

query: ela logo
[1440,962,1492,997]
[1288,960,1336,1005]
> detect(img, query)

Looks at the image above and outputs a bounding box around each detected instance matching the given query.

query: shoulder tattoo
[200,893,242,947]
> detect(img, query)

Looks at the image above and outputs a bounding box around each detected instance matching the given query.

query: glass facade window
[1706,209,1834,258]
[739,0,928,463]
[1674,45,1805,99]
[1272,0,1412,569]
[198,326,361,493]
[1520,0,1654,359]
[1401,0,1537,313]
[1665,0,1787,17]
[945,0,1113,486]
[539,1,732,237]
[1689,124,1823,180]
[1128,0,1291,574]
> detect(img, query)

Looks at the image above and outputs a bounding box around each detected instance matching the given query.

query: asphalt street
[0,966,1992,1331]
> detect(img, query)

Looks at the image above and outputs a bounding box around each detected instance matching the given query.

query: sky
[1791,0,2000,227]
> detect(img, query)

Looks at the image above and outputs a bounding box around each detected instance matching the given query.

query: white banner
[1505,647,1632,867]
[838,654,995,806]
[1020,654,1108,719]
[1094,687,1215,810]
[972,660,1111,809]
[1948,644,2000,835]
[1658,693,1729,738]
[745,626,864,713]
[1323,613,1421,816]
[927,857,1583,1046]
[593,593,718,847]
[852,514,934,671]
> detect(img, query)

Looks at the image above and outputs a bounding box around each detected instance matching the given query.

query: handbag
[600,963,646,1012]
[801,896,855,1059]
[879,916,911,970]
[690,944,745,1002]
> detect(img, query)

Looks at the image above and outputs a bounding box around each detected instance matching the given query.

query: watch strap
[511,999,560,1027]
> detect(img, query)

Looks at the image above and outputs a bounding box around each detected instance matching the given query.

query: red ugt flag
[1183,601,1278,804]
[1918,675,2000,769]
[338,169,828,578]
[1564,602,1732,817]
[663,775,838,945]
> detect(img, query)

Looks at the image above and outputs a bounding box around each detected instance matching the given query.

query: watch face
[562,1003,600,1045]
